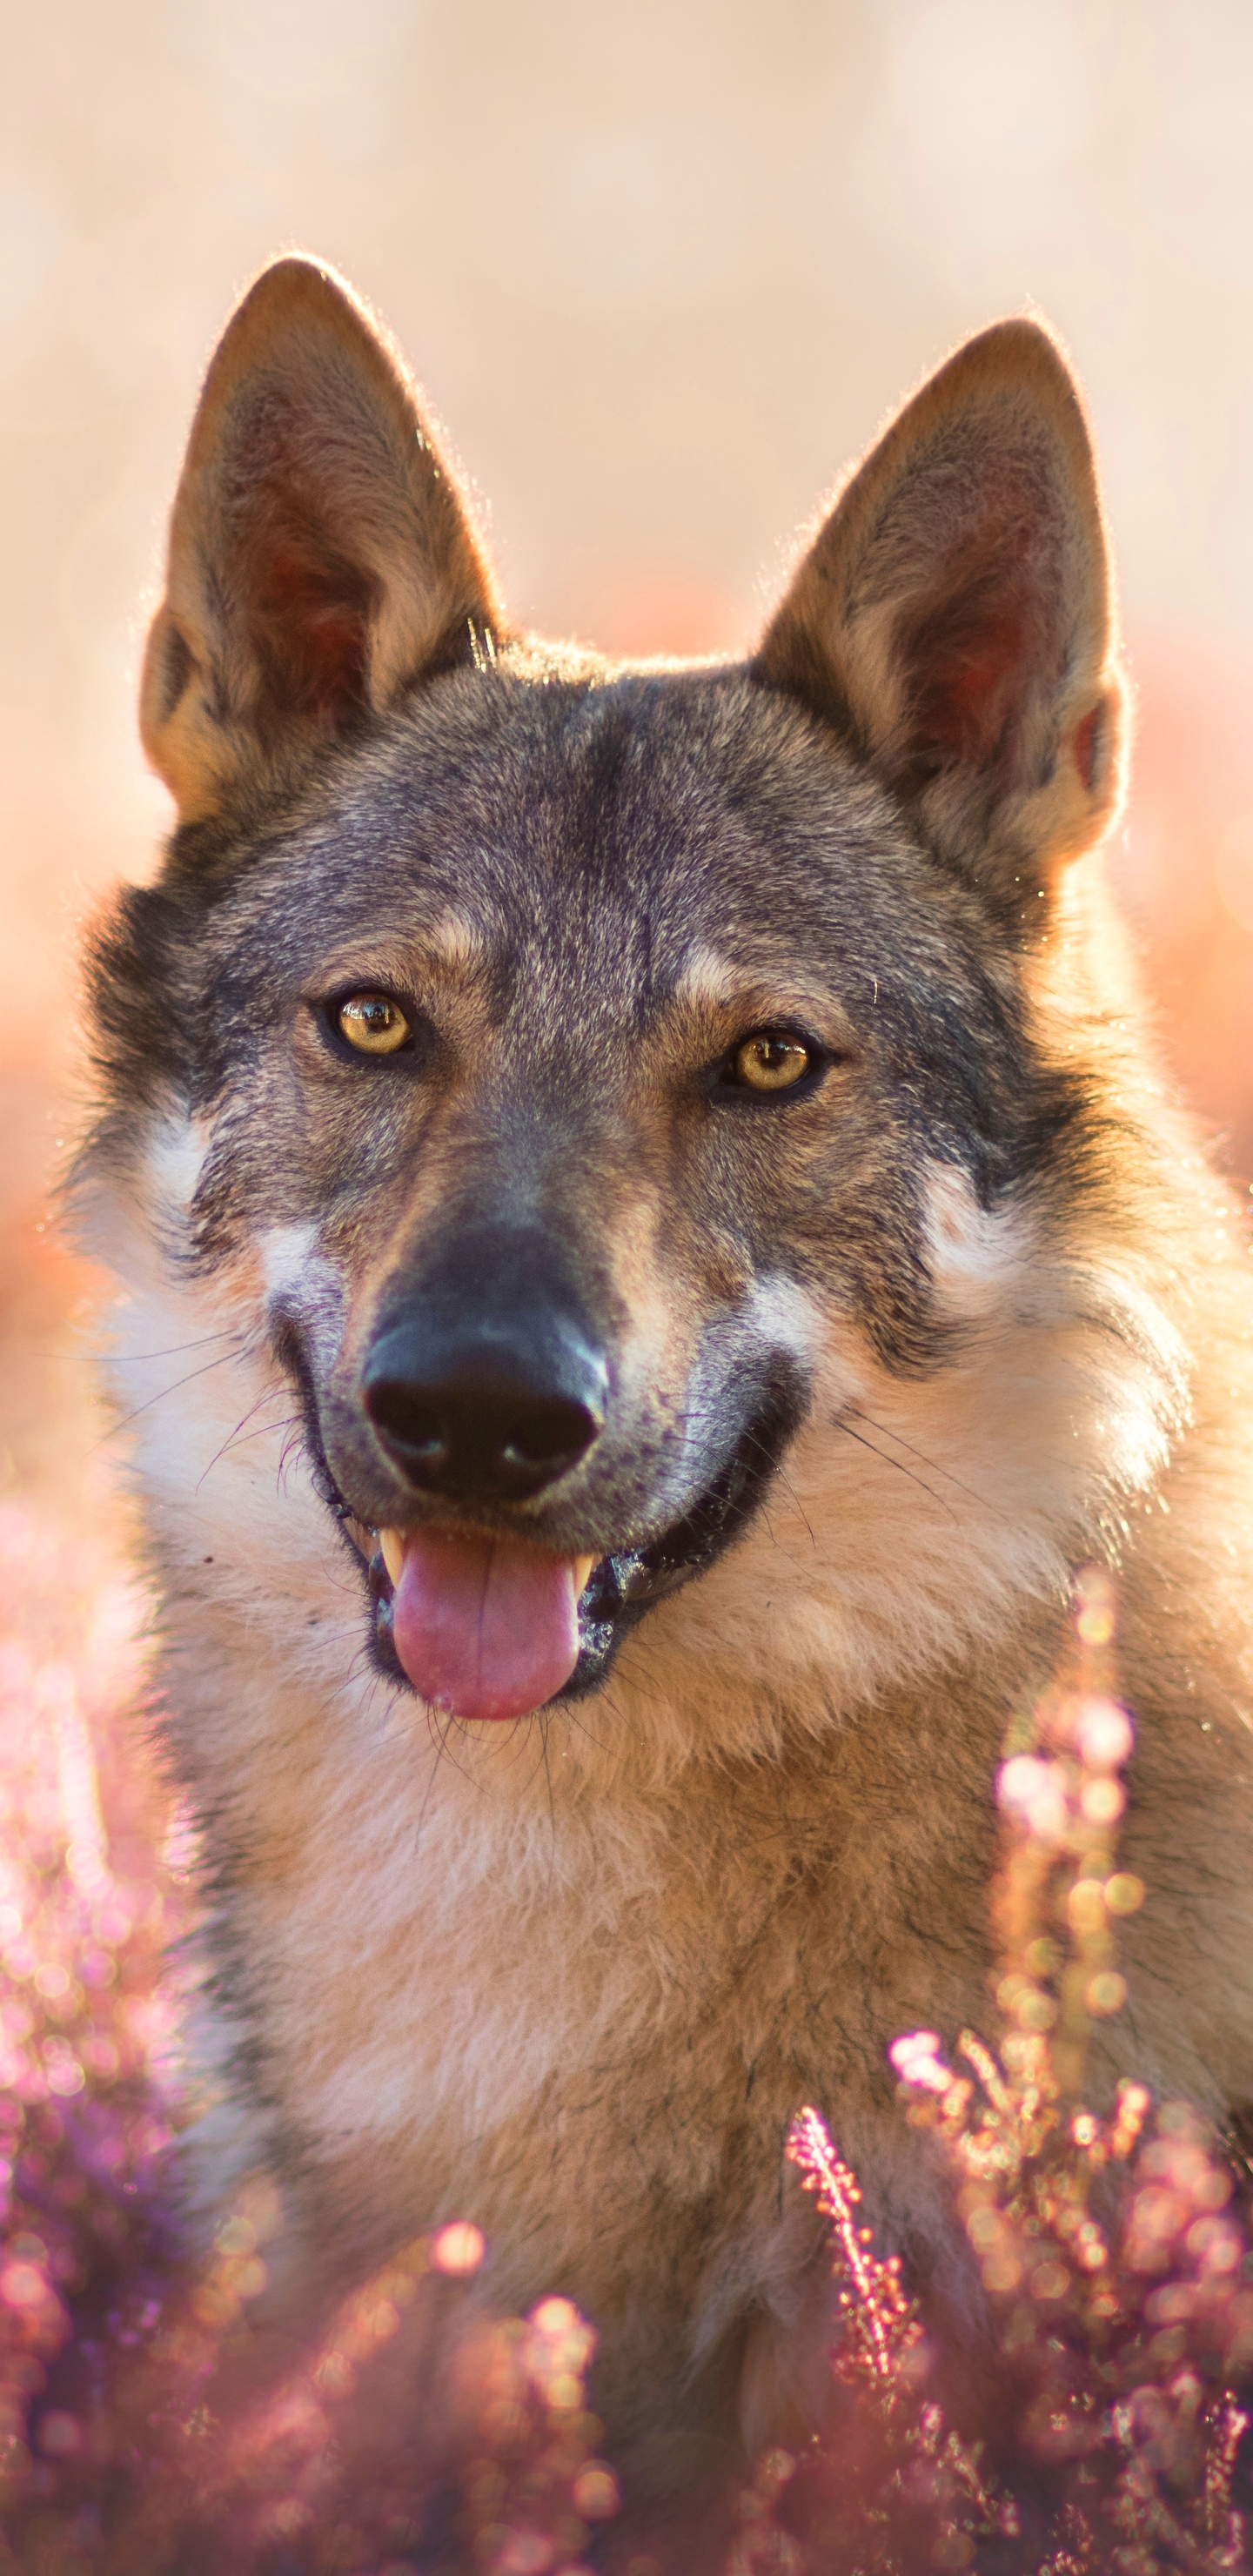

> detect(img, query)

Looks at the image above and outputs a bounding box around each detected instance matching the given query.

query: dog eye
[728,1031,814,1093]
[336,992,412,1055]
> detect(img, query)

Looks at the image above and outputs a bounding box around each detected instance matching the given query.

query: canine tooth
[573,1553,596,1596]
[379,1527,405,1587]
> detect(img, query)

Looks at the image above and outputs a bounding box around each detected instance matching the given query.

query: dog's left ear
[755,319,1124,917]
[141,256,504,822]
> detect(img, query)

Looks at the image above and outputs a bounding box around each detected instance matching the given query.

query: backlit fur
[76,261,1253,2505]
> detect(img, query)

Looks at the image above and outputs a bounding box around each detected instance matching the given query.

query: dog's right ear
[141,257,504,822]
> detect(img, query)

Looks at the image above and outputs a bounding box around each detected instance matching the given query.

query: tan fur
[79,268,1253,2505]
[90,1050,1253,2455]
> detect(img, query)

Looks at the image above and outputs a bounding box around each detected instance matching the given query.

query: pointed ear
[141,256,505,821]
[755,319,1125,916]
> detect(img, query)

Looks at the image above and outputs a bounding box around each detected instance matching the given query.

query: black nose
[363,1311,608,1504]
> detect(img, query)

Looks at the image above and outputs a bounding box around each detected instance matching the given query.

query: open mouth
[285,1338,807,1725]
[365,1379,799,1715]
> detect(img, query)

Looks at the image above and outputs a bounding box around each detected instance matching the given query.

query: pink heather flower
[889,2031,950,2092]
[996,1754,1069,1842]
[1075,1694,1135,1771]
[430,2221,486,2276]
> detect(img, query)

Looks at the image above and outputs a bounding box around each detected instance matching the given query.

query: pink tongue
[390,1528,583,1723]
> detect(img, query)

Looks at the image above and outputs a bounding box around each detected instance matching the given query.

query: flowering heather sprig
[458,2291,620,2573]
[0,1509,617,2573]
[786,2108,920,2392]
[6,1501,1253,2573]
[61,2221,617,2572]
[0,1503,186,2526]
[991,1564,1140,2103]
[731,1567,1253,2574]
[747,2108,1012,2576]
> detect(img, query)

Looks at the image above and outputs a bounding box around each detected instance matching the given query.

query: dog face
[84,260,1146,1736]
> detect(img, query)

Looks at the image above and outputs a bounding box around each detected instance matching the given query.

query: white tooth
[573,1553,596,1597]
[379,1527,405,1588]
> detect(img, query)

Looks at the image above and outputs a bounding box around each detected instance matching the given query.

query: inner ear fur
[755,318,1126,917]
[142,256,505,821]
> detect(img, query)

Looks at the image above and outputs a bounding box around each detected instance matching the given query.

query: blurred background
[3,0,1252,1508]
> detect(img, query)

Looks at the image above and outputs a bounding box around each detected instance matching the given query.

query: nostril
[365,1385,450,1466]
[500,1398,600,1472]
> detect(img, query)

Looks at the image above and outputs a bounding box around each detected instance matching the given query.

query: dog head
[85,259,1175,1747]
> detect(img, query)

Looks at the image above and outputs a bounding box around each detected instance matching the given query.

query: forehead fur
[165,655,1013,996]
[88,648,1093,1222]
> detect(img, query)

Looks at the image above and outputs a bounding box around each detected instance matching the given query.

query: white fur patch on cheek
[119,1290,338,1620]
[260,1220,341,1323]
[258,1221,348,1363]
[89,1168,350,1618]
[149,1114,211,1224]
[741,1271,826,1366]
[922,1163,1031,1311]
[261,1223,319,1300]
[84,1113,212,1290]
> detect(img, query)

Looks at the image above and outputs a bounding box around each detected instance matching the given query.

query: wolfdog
[77,258,1253,2491]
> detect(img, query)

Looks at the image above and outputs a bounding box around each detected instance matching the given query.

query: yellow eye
[731,1031,814,1092]
[337,992,411,1055]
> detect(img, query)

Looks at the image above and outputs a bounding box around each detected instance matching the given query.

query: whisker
[734,1423,815,1550]
[50,1329,239,1365]
[276,1426,309,1496]
[325,1623,379,1658]
[355,1666,387,1734]
[94,1346,240,1448]
[584,1676,639,1751]
[844,1405,1008,1523]
[830,1416,958,1523]
[551,1694,613,1759]
[195,1389,293,1493]
[211,1412,303,1458]
[720,1423,795,1554]
[538,1711,557,1863]
[422,1706,476,1794]
[774,1467,815,1547]
[410,1723,451,1848]
[341,1639,381,1697]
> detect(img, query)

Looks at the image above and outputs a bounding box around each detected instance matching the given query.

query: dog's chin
[318,1366,808,1718]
